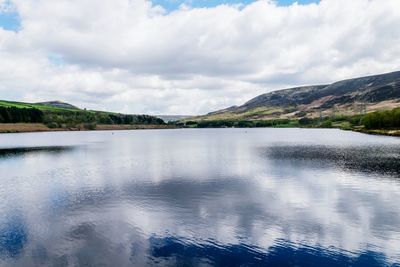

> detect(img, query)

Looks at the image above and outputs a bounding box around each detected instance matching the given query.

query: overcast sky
[0,0,399,115]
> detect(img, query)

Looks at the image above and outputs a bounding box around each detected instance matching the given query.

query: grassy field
[0,100,79,112]
[0,123,55,133]
[197,107,286,121]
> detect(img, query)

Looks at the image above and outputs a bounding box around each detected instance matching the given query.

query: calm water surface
[0,128,400,266]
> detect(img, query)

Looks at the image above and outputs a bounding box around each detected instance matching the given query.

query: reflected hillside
[0,146,76,159]
[264,145,400,176]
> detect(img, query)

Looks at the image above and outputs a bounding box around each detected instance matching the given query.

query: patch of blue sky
[0,0,20,32]
[47,54,66,67]
[152,0,320,11]
[0,11,20,31]
[278,0,320,6]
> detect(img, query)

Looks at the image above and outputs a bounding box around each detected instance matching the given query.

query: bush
[298,117,313,125]
[46,122,59,128]
[185,121,197,126]
[320,120,333,128]
[361,108,400,129]
[83,123,97,130]
[237,121,254,127]
[255,121,273,127]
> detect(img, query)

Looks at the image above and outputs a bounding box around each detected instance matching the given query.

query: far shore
[353,128,400,137]
[0,123,176,133]
[0,123,399,137]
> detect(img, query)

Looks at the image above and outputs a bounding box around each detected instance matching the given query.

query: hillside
[36,101,79,110]
[0,100,79,112]
[195,71,400,121]
[0,99,166,132]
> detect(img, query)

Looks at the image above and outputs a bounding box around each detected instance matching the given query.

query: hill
[0,99,79,111]
[36,101,79,110]
[195,71,400,121]
[0,99,166,132]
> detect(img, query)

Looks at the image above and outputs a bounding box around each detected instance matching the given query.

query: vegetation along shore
[176,107,400,137]
[0,100,172,133]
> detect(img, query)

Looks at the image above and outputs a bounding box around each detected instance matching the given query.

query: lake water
[0,128,400,267]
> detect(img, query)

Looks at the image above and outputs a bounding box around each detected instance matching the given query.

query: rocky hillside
[199,71,400,121]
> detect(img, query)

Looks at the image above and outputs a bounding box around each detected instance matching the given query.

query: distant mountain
[197,71,400,121]
[36,101,79,110]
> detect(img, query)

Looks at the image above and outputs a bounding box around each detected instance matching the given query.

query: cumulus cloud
[0,0,15,12]
[1,0,399,114]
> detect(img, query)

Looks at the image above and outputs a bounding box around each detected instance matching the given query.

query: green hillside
[0,100,78,112]
[0,100,165,130]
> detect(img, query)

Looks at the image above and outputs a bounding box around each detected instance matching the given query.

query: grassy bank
[0,123,175,133]
[353,128,400,137]
[0,123,57,133]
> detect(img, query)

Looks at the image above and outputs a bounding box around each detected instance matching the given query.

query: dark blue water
[0,128,400,266]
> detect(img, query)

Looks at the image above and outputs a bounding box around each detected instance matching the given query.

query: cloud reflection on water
[0,129,400,266]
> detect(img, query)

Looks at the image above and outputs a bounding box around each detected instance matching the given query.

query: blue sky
[0,0,319,31]
[152,0,319,10]
[0,9,19,31]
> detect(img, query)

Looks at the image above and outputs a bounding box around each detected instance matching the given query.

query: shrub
[298,117,312,125]
[320,120,333,128]
[46,122,59,128]
[83,123,97,130]
[361,108,400,129]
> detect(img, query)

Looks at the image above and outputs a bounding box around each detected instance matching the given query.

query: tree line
[361,107,400,129]
[43,110,165,128]
[0,107,44,123]
[181,119,294,128]
[0,106,165,127]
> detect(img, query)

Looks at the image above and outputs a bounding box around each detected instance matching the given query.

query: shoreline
[0,123,176,134]
[0,123,398,137]
[352,128,400,137]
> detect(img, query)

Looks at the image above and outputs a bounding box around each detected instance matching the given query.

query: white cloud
[0,0,16,12]
[1,0,399,114]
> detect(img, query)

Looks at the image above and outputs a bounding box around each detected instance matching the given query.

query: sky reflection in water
[0,129,400,266]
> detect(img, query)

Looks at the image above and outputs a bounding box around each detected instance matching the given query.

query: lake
[0,128,400,267]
